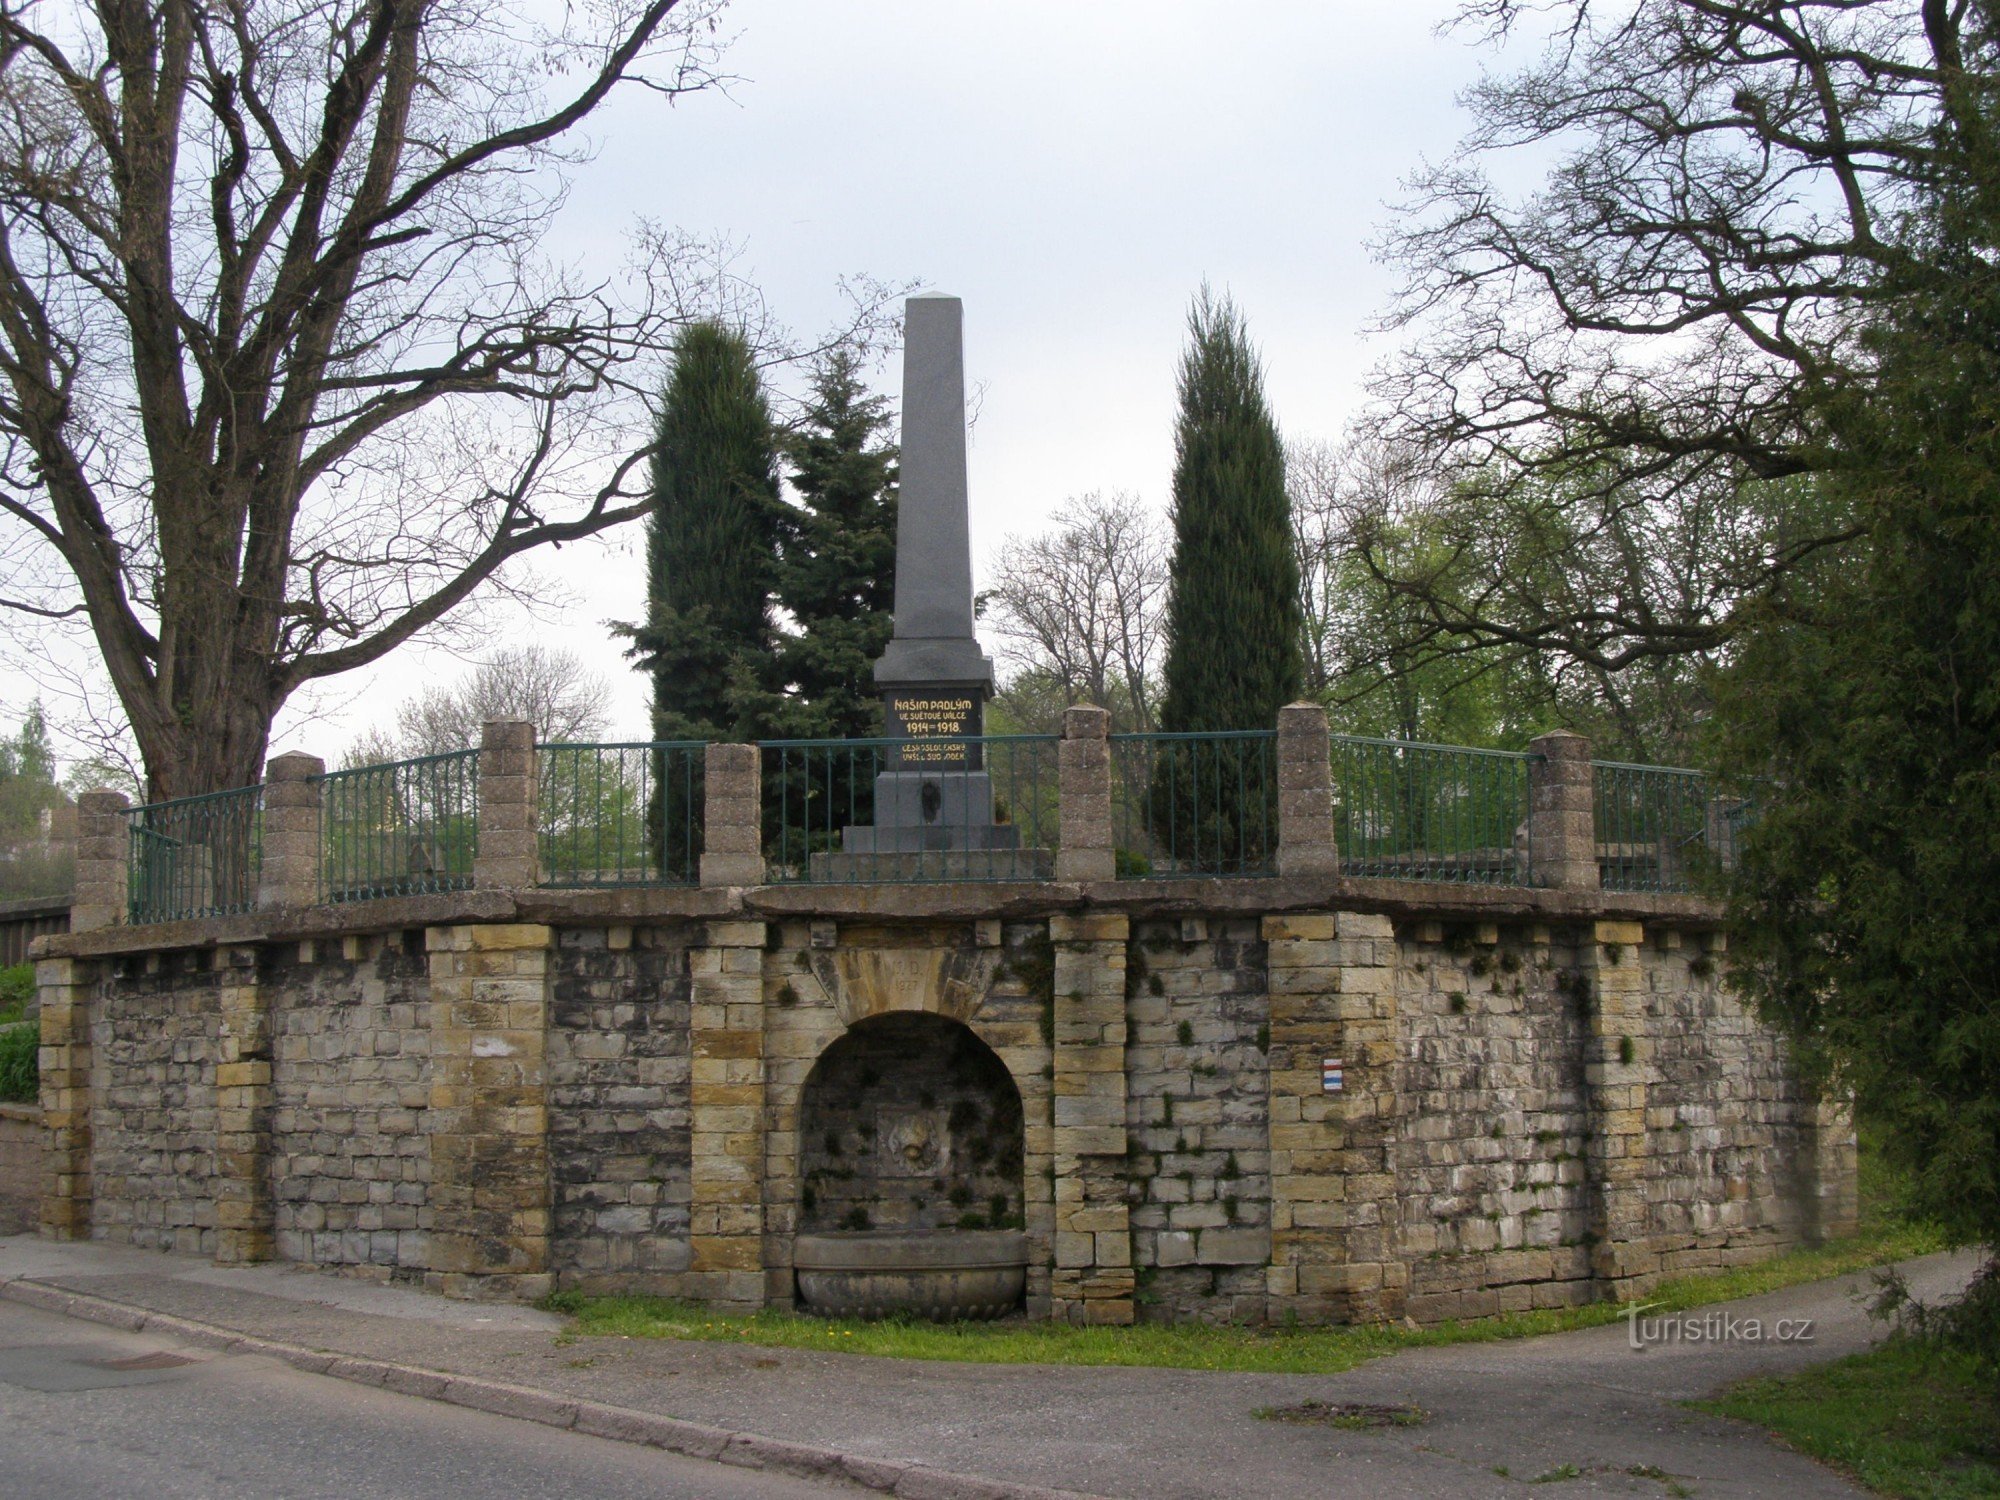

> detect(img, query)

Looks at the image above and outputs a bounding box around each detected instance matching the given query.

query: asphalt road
[0,1299,844,1500]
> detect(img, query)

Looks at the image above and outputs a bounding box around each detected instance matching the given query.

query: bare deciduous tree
[982,492,1167,732]
[0,0,891,801]
[1370,0,1983,668]
[379,644,612,760]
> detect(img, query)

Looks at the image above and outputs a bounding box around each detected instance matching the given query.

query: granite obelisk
[874,293,995,705]
[835,294,1021,863]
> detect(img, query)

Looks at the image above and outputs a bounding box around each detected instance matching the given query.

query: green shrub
[0,963,32,1021]
[0,1022,37,1103]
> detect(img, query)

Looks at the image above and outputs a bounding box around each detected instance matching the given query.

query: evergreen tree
[1716,64,2000,1354]
[626,321,782,743]
[761,350,899,740]
[1147,293,1301,872]
[620,322,780,876]
[1157,292,1302,733]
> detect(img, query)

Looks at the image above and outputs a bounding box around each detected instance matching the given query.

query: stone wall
[34,879,1854,1324]
[1125,917,1272,1324]
[268,934,432,1274]
[1393,924,1597,1319]
[1639,930,1808,1265]
[0,1104,41,1234]
[90,951,221,1252]
[547,925,694,1289]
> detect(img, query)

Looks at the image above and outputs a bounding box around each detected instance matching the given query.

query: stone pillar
[36,957,93,1239]
[1528,731,1597,891]
[70,790,130,932]
[426,923,553,1298]
[699,744,764,888]
[1275,703,1338,877]
[1056,706,1114,882]
[474,719,538,890]
[1802,1095,1860,1244]
[1265,911,1404,1322]
[1704,795,1747,872]
[258,753,324,908]
[1048,912,1132,1324]
[212,944,273,1263]
[687,919,768,1308]
[1580,920,1656,1292]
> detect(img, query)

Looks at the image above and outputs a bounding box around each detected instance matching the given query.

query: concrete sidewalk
[0,1236,1980,1500]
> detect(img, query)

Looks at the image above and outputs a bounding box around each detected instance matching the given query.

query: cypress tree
[1156,291,1302,733]
[628,321,782,742]
[1148,293,1301,872]
[621,322,780,875]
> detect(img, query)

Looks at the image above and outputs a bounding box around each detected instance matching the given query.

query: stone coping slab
[30,873,1722,961]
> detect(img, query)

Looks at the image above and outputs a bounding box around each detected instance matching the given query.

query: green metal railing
[762,735,1058,884]
[1332,736,1534,884]
[1110,731,1277,878]
[1594,761,1720,893]
[317,749,478,902]
[538,741,706,886]
[124,785,263,923]
[110,730,1754,917]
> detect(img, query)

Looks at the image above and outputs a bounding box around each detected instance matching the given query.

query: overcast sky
[37,1,1550,768]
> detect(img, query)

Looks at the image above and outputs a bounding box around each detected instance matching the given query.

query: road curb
[0,1274,1099,1500]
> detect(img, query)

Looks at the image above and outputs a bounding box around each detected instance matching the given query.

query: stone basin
[793,1230,1027,1321]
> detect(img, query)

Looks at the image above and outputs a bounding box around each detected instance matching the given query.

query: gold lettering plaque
[885,691,983,768]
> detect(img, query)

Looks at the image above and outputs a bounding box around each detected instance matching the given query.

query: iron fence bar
[1330,735,1534,886]
[535,741,706,888]
[1105,730,1278,879]
[314,748,479,903]
[122,784,264,923]
[1593,760,1712,894]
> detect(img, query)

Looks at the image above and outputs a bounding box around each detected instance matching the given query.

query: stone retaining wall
[29,875,1855,1324]
[0,1104,41,1234]
[1125,917,1273,1324]
[268,935,433,1274]
[548,924,695,1288]
[90,951,222,1253]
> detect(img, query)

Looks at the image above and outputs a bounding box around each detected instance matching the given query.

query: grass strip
[544,1219,1948,1374]
[1698,1339,2000,1500]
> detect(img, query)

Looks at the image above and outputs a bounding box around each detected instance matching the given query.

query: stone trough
[793,1230,1028,1321]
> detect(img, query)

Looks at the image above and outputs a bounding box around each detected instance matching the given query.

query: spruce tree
[1156,292,1302,733]
[621,322,780,875]
[1148,293,1301,872]
[762,350,899,740]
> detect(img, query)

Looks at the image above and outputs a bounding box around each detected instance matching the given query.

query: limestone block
[1195,1228,1270,1265]
[1155,1230,1196,1267]
[1262,913,1336,943]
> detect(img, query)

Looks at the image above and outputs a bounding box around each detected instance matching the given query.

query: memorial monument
[819,294,1048,879]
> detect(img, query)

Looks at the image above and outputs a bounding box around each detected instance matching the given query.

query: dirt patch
[1255,1400,1428,1430]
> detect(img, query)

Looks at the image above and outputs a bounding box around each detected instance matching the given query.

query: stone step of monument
[806,848,1055,884]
